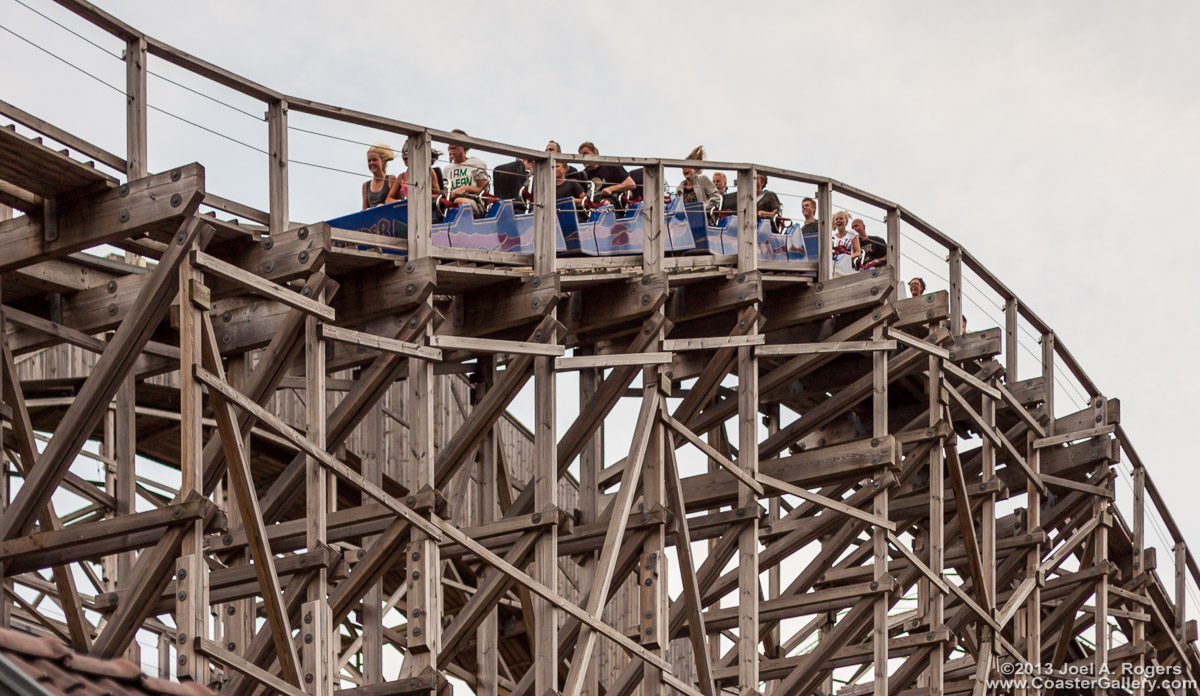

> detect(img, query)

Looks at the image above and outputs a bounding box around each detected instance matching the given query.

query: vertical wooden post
[981,390,997,611]
[735,168,757,270]
[407,133,432,257]
[886,207,901,295]
[124,36,148,179]
[1024,431,1041,683]
[531,154,559,696]
[639,383,667,696]
[1094,495,1110,692]
[817,181,833,281]
[927,356,944,696]
[872,325,889,696]
[475,363,499,696]
[577,363,602,696]
[1132,467,1146,696]
[402,134,440,682]
[643,163,663,274]
[948,248,962,336]
[267,99,289,237]
[765,403,780,696]
[158,632,172,679]
[120,34,147,662]
[113,354,137,662]
[736,166,760,691]
[1175,542,1187,641]
[362,404,384,685]
[177,259,208,686]
[641,162,667,696]
[304,287,330,692]
[1041,331,1055,434]
[1004,298,1018,379]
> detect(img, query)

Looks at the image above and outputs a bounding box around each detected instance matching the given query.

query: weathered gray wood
[0,216,207,541]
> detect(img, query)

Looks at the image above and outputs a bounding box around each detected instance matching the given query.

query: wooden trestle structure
[1,3,1198,695]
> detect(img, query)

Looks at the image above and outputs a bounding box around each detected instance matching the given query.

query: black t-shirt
[570,164,629,189]
[861,235,888,263]
[801,221,818,236]
[492,160,529,201]
[555,179,585,201]
[628,168,644,201]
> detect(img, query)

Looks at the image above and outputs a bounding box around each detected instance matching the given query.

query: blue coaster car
[326,200,408,255]
[431,202,513,250]
[699,215,806,261]
[510,198,576,254]
[661,199,701,254]
[587,202,644,256]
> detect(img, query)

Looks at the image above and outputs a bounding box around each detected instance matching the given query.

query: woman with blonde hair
[831,209,861,276]
[674,146,721,220]
[362,143,396,210]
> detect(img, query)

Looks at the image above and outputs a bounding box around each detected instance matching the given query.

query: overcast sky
[4,0,1200,585]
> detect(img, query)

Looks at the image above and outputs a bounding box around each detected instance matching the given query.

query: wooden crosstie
[0,2,1197,695]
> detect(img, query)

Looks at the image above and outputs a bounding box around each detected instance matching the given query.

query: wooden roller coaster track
[0,2,1196,695]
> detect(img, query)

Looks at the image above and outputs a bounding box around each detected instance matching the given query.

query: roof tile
[0,627,216,696]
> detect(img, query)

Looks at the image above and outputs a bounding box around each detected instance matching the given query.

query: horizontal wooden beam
[554,353,673,371]
[756,340,897,356]
[429,334,563,357]
[321,324,441,361]
[661,335,764,351]
[0,164,204,273]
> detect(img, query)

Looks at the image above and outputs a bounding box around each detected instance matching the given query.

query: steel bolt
[171,193,182,208]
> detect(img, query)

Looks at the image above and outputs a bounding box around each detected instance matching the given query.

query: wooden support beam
[0,216,207,541]
[562,388,659,696]
[0,165,204,273]
[1,343,92,651]
[756,340,897,356]
[199,313,303,688]
[661,409,763,496]
[321,323,442,361]
[943,437,989,609]
[192,250,334,320]
[193,366,442,541]
[429,333,563,357]
[758,473,895,531]
[663,442,717,696]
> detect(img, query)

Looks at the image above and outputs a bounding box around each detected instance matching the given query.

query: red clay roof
[0,627,214,696]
